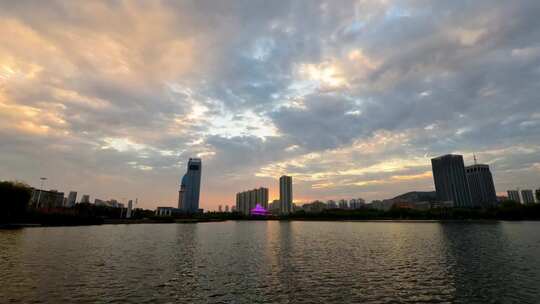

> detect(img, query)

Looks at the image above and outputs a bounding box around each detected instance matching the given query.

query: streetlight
[36,177,47,208]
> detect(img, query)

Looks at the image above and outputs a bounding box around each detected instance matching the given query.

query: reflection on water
[1,221,540,303]
[440,223,540,303]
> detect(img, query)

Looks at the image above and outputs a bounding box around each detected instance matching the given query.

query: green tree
[0,181,32,222]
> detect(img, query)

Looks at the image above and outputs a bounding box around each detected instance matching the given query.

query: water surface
[1,221,540,303]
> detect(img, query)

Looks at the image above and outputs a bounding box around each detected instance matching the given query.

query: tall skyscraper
[521,190,535,204]
[465,164,497,207]
[338,199,348,209]
[431,154,473,207]
[280,175,293,214]
[179,158,202,213]
[507,190,521,203]
[67,191,77,207]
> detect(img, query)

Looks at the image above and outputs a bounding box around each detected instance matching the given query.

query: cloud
[0,0,539,209]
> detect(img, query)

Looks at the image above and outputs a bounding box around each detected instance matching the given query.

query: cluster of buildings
[507,189,540,204]
[431,153,539,207]
[431,154,497,208]
[154,153,538,217]
[28,188,135,218]
[236,187,269,215]
[298,153,535,212]
[234,175,293,216]
[299,198,366,213]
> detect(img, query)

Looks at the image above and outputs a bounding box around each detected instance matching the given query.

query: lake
[1,221,540,303]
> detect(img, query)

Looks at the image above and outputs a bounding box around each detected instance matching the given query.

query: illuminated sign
[250,204,269,216]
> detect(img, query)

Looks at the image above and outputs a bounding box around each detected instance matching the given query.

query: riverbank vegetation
[283,201,540,221]
[0,181,152,227]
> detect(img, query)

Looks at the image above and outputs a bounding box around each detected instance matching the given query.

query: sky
[1,0,539,210]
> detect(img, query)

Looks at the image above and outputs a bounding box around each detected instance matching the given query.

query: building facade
[465,164,497,207]
[126,200,133,218]
[30,189,64,209]
[349,198,366,209]
[80,195,90,204]
[338,199,348,209]
[66,191,77,207]
[155,207,174,217]
[179,158,202,213]
[280,175,293,214]
[431,154,473,208]
[521,190,535,204]
[178,181,185,209]
[536,189,540,203]
[235,187,269,215]
[507,190,521,203]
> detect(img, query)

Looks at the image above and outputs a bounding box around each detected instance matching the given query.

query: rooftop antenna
[473,153,478,165]
[36,177,47,208]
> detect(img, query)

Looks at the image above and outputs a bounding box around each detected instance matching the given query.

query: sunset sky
[1,1,539,210]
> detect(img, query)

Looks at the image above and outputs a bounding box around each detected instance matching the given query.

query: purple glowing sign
[250,204,270,216]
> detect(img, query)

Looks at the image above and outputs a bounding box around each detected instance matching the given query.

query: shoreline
[3,218,537,229]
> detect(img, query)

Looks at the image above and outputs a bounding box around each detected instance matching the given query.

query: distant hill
[392,191,437,202]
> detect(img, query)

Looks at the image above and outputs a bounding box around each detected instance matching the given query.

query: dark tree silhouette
[0,181,32,223]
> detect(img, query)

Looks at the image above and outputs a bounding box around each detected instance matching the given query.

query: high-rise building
[338,199,348,209]
[521,190,535,204]
[280,175,293,214]
[237,192,244,214]
[80,194,90,204]
[536,189,540,203]
[218,205,223,212]
[507,190,521,203]
[235,187,269,215]
[431,154,473,207]
[126,200,133,218]
[465,164,497,207]
[225,205,229,212]
[67,191,77,207]
[179,158,202,213]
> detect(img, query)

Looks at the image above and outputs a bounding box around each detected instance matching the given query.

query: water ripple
[1,222,540,303]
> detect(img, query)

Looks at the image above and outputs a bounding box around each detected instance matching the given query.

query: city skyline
[1,1,540,210]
